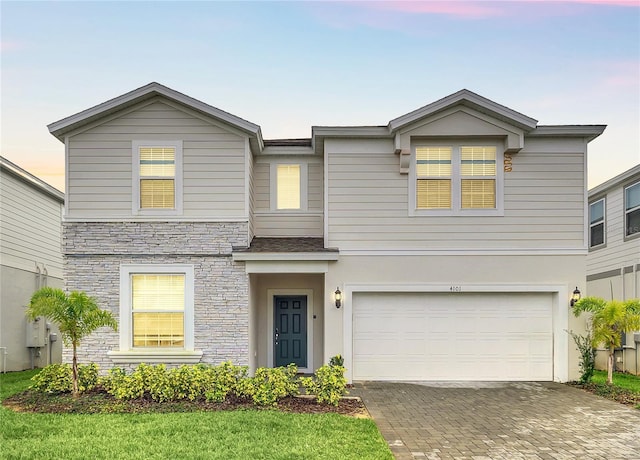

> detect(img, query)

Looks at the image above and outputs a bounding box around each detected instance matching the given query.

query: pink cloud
[550,0,638,6]
[0,41,23,53]
[346,0,638,21]
[362,1,506,19]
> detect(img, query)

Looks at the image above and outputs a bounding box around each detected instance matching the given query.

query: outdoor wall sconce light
[570,287,581,306]
[334,287,342,308]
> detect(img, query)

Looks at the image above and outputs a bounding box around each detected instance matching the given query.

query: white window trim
[624,181,640,239]
[269,162,308,211]
[132,140,183,216]
[113,264,198,363]
[409,141,504,217]
[589,197,606,249]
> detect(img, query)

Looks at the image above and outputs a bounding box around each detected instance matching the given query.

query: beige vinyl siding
[248,145,255,240]
[67,99,246,218]
[252,156,323,237]
[0,170,63,278]
[326,137,587,250]
[587,185,640,275]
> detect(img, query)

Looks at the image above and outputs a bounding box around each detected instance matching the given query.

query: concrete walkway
[351,381,640,460]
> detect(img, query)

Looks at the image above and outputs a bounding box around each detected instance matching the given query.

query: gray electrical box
[26,317,47,347]
[49,333,58,343]
[634,333,640,343]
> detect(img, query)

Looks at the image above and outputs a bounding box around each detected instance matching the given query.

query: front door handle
[275,328,279,346]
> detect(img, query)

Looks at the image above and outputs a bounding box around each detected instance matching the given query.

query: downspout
[0,347,6,373]
[35,264,41,290]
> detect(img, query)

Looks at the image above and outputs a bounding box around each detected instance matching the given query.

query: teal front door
[274,296,307,368]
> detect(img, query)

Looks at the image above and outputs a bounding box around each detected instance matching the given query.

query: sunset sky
[2,0,638,192]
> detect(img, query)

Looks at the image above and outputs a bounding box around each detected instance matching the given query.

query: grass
[1,370,392,460]
[591,369,640,393]
[569,370,640,409]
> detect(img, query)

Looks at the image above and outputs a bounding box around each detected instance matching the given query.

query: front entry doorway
[274,295,307,368]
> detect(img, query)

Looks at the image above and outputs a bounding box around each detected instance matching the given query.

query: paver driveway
[351,381,640,460]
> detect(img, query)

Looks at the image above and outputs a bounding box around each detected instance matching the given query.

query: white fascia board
[0,156,65,202]
[527,125,607,143]
[48,82,262,145]
[244,260,329,274]
[589,164,640,197]
[232,252,339,262]
[337,248,587,256]
[388,89,538,132]
[312,126,391,138]
[62,216,250,223]
[260,146,316,156]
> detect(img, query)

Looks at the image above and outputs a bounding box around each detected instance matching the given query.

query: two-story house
[48,83,605,382]
[587,164,640,375]
[0,156,64,371]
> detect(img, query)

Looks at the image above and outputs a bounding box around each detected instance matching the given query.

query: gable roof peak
[388,89,538,132]
[48,82,263,151]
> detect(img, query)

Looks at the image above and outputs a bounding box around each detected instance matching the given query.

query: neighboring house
[587,164,640,375]
[48,83,605,383]
[0,156,64,372]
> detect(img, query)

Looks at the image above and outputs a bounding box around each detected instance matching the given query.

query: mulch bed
[2,388,369,417]
[566,381,640,408]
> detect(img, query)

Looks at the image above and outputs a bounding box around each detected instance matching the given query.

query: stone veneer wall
[63,222,249,371]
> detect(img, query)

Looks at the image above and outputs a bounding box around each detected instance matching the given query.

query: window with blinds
[625,181,640,237]
[416,147,452,209]
[277,164,301,210]
[139,147,175,209]
[460,146,496,209]
[415,144,498,212]
[131,274,184,348]
[589,199,605,247]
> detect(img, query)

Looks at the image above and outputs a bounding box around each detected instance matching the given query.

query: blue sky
[2,0,638,191]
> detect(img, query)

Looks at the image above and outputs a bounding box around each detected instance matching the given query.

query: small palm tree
[26,287,117,395]
[572,296,640,384]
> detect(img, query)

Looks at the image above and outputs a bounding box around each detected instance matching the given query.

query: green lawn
[1,370,392,460]
[592,370,640,393]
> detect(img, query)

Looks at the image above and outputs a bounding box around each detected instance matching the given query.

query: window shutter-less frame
[416,147,452,209]
[131,274,185,348]
[139,147,176,209]
[277,164,301,210]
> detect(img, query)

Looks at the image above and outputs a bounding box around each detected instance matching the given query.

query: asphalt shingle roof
[233,237,338,253]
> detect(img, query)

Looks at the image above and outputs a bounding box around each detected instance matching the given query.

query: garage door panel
[353,292,553,381]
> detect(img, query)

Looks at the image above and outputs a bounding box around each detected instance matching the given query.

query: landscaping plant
[568,329,596,384]
[26,287,117,395]
[30,363,99,394]
[301,355,348,406]
[572,296,640,384]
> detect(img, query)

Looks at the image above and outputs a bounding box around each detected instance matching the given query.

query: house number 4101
[450,286,462,292]
[504,153,513,172]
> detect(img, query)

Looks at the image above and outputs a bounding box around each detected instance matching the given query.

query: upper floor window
[270,163,307,211]
[589,198,605,248]
[277,165,300,209]
[625,181,640,238]
[413,144,500,215]
[132,141,182,214]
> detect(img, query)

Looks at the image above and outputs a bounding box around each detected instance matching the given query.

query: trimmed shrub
[301,363,347,406]
[249,364,299,406]
[205,361,248,402]
[31,363,99,394]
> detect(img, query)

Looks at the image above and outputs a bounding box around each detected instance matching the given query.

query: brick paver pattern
[351,381,640,460]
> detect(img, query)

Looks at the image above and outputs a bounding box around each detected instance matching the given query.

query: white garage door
[353,292,553,381]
